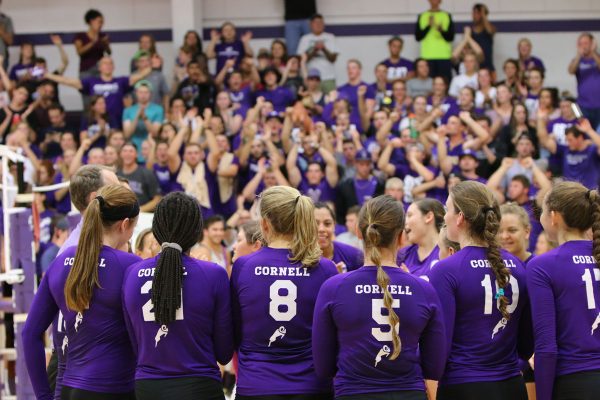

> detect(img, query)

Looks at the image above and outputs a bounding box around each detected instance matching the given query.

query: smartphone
[571,103,584,120]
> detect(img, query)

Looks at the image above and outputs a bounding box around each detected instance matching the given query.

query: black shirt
[284,0,316,20]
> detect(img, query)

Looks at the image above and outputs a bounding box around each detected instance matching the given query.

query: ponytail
[151,192,202,325]
[359,196,406,361]
[483,207,511,320]
[290,195,321,267]
[589,190,600,267]
[65,198,103,312]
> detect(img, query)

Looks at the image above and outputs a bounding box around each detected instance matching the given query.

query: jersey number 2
[141,280,184,322]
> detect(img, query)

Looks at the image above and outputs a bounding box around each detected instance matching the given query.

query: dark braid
[483,207,511,320]
[589,190,600,267]
[151,192,203,325]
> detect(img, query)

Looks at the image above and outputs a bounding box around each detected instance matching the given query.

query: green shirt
[417,10,453,60]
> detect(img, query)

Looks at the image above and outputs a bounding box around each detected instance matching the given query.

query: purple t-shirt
[381,58,415,81]
[22,246,141,399]
[576,57,600,108]
[332,241,364,272]
[80,76,130,128]
[255,86,296,113]
[9,62,34,82]
[205,155,240,219]
[312,266,447,396]
[337,82,375,132]
[45,172,72,215]
[152,164,183,195]
[521,56,545,72]
[557,144,600,189]
[396,244,440,278]
[231,247,338,396]
[122,254,234,380]
[527,241,600,400]
[215,40,245,73]
[521,200,543,253]
[299,179,336,203]
[228,86,253,117]
[353,177,379,206]
[428,246,533,386]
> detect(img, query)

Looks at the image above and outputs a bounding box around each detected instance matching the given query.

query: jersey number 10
[481,275,520,315]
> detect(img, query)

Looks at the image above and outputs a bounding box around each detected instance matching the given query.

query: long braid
[151,193,202,325]
[483,208,511,320]
[589,190,600,267]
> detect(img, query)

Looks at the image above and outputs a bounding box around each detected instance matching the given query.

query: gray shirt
[0,13,13,67]
[407,77,433,98]
[117,166,160,206]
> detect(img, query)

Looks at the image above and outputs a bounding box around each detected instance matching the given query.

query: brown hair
[259,186,321,267]
[545,182,600,264]
[451,181,511,320]
[69,165,108,212]
[65,184,139,312]
[358,195,405,360]
[414,198,445,233]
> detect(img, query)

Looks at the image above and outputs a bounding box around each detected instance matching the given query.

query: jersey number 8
[141,280,184,322]
[269,280,297,321]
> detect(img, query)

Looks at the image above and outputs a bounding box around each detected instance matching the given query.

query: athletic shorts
[136,377,224,400]
[553,369,600,400]
[437,376,527,400]
[236,394,334,400]
[61,386,135,400]
[337,390,426,400]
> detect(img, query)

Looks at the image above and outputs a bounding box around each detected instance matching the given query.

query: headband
[95,195,140,221]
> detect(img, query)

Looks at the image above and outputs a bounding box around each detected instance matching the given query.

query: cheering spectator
[9,42,36,88]
[568,33,600,129]
[123,80,164,162]
[39,216,69,275]
[406,58,433,98]
[381,36,415,82]
[45,56,150,128]
[470,3,496,72]
[475,68,496,109]
[336,60,375,132]
[370,63,392,110]
[79,95,109,150]
[517,37,545,73]
[0,84,34,142]
[0,1,13,69]
[522,67,544,116]
[487,135,540,196]
[287,143,338,203]
[449,52,479,97]
[129,33,158,72]
[270,39,288,73]
[497,58,520,94]
[415,0,455,83]
[255,67,295,113]
[205,22,253,73]
[451,27,483,74]
[181,30,203,60]
[173,60,217,112]
[530,87,560,124]
[497,102,538,158]
[133,50,169,112]
[117,142,161,212]
[74,9,110,74]
[335,206,362,249]
[297,14,338,93]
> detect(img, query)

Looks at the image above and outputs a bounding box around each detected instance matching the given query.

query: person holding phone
[568,33,600,130]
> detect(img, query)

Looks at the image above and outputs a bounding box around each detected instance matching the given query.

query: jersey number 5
[481,275,519,315]
[141,280,184,322]
[269,280,297,321]
[371,298,400,342]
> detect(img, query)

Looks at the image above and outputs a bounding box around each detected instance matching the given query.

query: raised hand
[50,34,63,46]
[241,31,253,43]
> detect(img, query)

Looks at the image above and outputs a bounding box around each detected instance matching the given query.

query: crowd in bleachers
[0,2,599,272]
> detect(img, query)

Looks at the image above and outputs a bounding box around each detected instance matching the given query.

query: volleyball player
[232,220,263,262]
[527,182,600,399]
[314,202,364,272]
[429,181,533,400]
[22,184,141,400]
[312,195,447,399]
[122,192,233,400]
[437,225,460,260]
[499,203,533,264]
[397,199,445,277]
[231,186,338,399]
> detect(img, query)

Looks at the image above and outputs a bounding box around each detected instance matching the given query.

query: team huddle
[19,166,600,400]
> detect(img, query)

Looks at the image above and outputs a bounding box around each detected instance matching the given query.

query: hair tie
[482,206,494,214]
[586,189,593,201]
[95,195,105,208]
[161,242,182,253]
[495,288,505,299]
[294,195,301,206]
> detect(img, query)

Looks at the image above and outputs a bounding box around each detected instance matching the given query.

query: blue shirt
[123,102,164,162]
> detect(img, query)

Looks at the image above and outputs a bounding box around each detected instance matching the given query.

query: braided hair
[151,192,203,325]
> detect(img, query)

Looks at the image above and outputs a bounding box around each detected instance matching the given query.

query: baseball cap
[356,149,371,161]
[134,79,153,91]
[459,149,477,160]
[133,50,151,60]
[307,68,321,80]
[266,111,283,121]
[55,217,70,231]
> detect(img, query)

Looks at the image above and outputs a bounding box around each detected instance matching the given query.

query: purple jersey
[522,56,545,72]
[428,246,533,386]
[122,255,234,380]
[397,244,440,278]
[332,241,364,272]
[527,241,600,400]
[80,76,130,128]
[381,58,415,81]
[576,57,600,108]
[312,266,447,396]
[231,247,338,396]
[215,40,245,73]
[353,177,378,206]
[547,117,576,146]
[556,144,600,189]
[152,163,183,194]
[299,179,336,203]
[22,246,141,399]
[521,200,543,253]
[255,86,296,113]
[337,82,375,132]
[228,86,253,117]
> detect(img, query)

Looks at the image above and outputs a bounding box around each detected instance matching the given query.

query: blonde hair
[65,184,139,312]
[259,186,321,267]
[358,195,405,360]
[500,202,531,230]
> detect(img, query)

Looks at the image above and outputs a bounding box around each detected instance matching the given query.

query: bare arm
[205,126,221,173]
[536,112,557,154]
[460,111,489,149]
[0,56,10,91]
[319,146,339,187]
[50,35,69,75]
[568,53,582,75]
[69,139,92,176]
[140,195,161,213]
[281,107,294,154]
[129,67,152,86]
[357,85,371,132]
[436,126,453,176]
[286,145,302,187]
[486,158,513,200]
[205,30,219,59]
[241,31,254,57]
[45,72,82,90]
[215,59,236,88]
[377,141,398,176]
